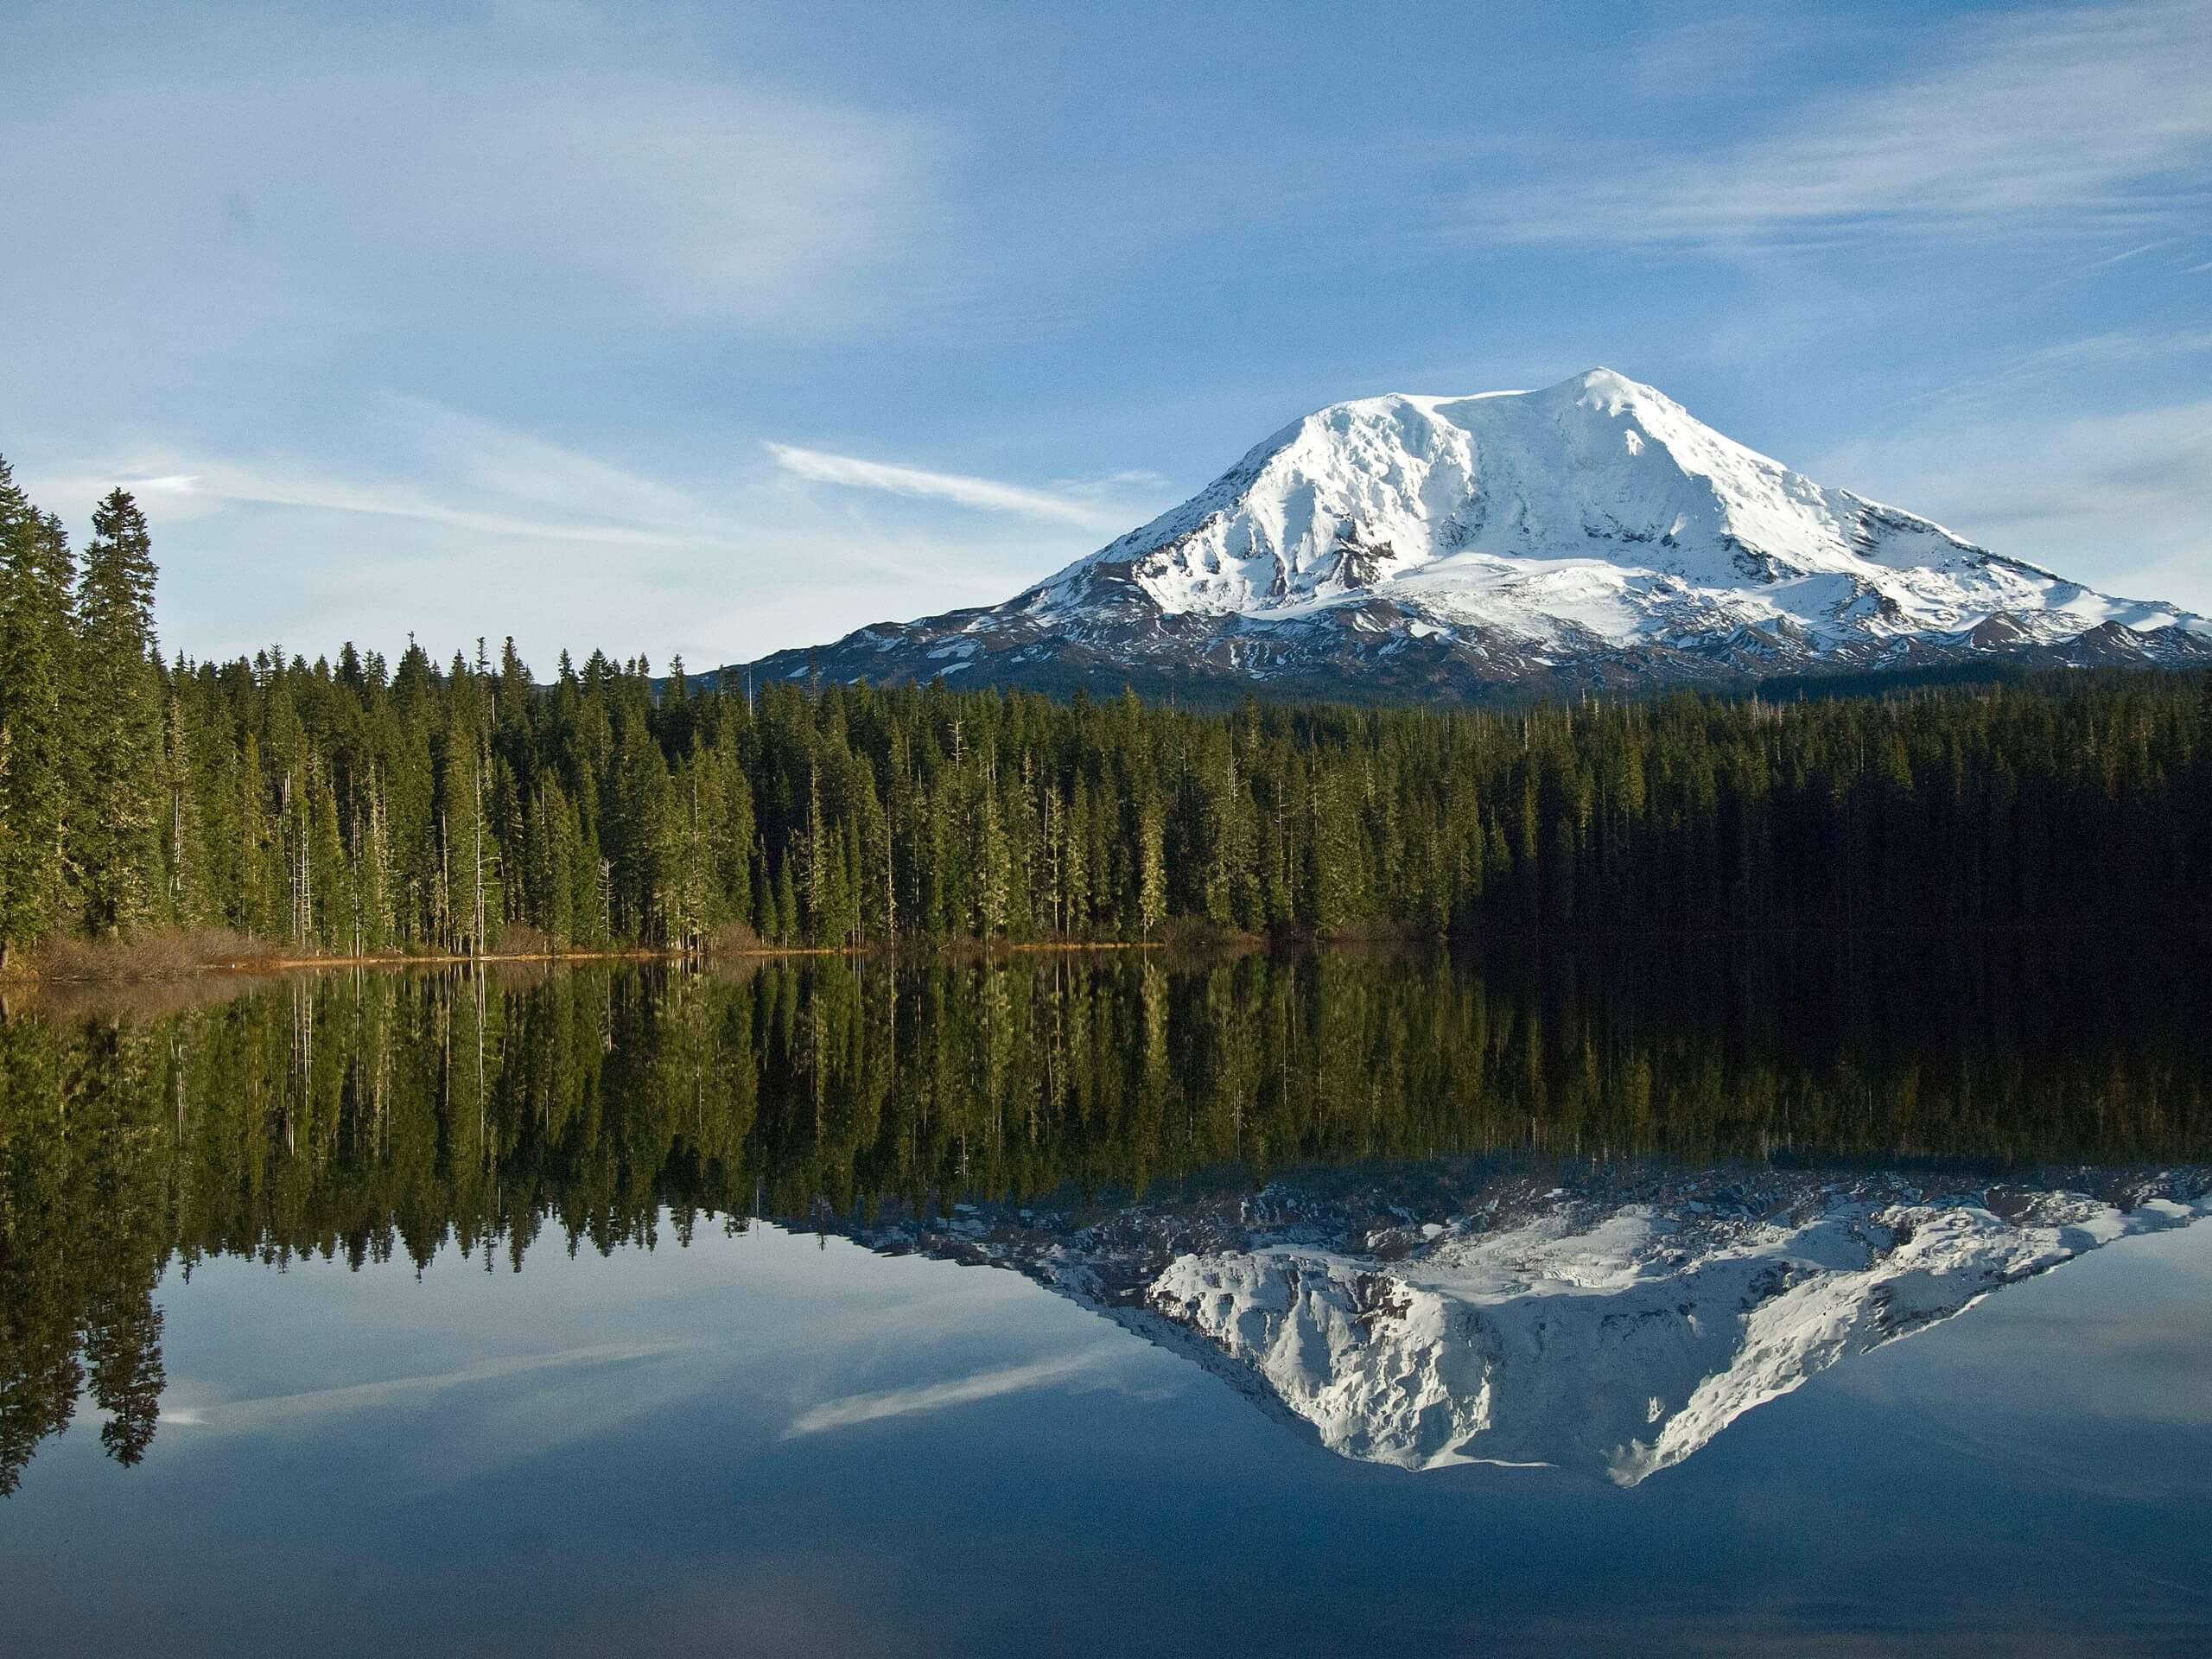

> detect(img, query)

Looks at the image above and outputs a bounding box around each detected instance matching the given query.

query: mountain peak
[1556,364,1659,406]
[737,372,2210,703]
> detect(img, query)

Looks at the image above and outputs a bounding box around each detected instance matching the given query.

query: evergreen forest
[5,465,2212,966]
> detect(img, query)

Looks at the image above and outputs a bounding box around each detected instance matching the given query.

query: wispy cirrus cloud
[1818,399,2212,609]
[73,396,720,550]
[24,397,1136,669]
[1894,328,2212,416]
[387,397,710,531]
[2014,329,2212,367]
[22,397,747,663]
[784,1348,1123,1438]
[1463,1,2212,250]
[766,442,1122,527]
[163,1339,702,1433]
[122,465,704,549]
[0,33,941,367]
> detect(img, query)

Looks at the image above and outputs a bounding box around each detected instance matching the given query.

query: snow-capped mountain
[740,370,2209,702]
[807,1161,2212,1484]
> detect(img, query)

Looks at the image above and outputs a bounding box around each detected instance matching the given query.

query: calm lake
[3,943,2209,1655]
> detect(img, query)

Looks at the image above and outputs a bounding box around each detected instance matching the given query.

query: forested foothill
[4,459,2210,972]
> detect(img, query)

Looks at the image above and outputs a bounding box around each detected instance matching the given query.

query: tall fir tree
[0,463,77,964]
[72,490,165,936]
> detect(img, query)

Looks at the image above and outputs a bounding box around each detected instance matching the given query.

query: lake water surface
[3,944,2209,1655]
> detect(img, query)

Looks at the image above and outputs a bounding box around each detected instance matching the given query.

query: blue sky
[3,0,2207,669]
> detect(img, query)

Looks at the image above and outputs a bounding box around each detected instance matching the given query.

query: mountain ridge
[734,370,2209,703]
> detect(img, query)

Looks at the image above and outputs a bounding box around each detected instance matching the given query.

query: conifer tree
[158,684,212,928]
[73,491,166,936]
[439,712,499,955]
[0,467,77,963]
[1135,795,1167,938]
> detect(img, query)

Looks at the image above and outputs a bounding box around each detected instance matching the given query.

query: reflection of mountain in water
[823,1163,2212,1484]
[8,944,2212,1493]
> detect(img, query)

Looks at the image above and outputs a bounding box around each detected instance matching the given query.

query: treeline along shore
[3,459,2212,973]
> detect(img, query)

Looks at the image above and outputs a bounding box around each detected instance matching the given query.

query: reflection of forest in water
[5,939,2210,1493]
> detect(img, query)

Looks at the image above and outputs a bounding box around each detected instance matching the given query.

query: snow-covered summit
[739,369,2209,702]
[1028,366,2171,646]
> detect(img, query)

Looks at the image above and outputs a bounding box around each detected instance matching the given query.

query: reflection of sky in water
[4,1212,2209,1656]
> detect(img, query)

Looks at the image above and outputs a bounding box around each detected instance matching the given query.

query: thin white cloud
[162,1339,701,1433]
[784,1348,1121,1438]
[2018,329,2212,366]
[1898,330,2212,411]
[126,465,702,549]
[61,397,721,550]
[16,411,1132,671]
[1055,467,1174,499]
[0,39,940,352]
[490,0,601,37]
[1464,1,2212,249]
[2081,239,2177,269]
[766,442,1118,526]
[383,396,709,530]
[1818,400,2212,611]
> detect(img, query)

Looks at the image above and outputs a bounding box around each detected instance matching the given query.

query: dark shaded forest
[4,939,2210,1491]
[6,466,2212,968]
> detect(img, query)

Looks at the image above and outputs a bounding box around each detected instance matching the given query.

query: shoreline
[3,936,1175,987]
[205,939,1171,974]
[5,917,2201,990]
